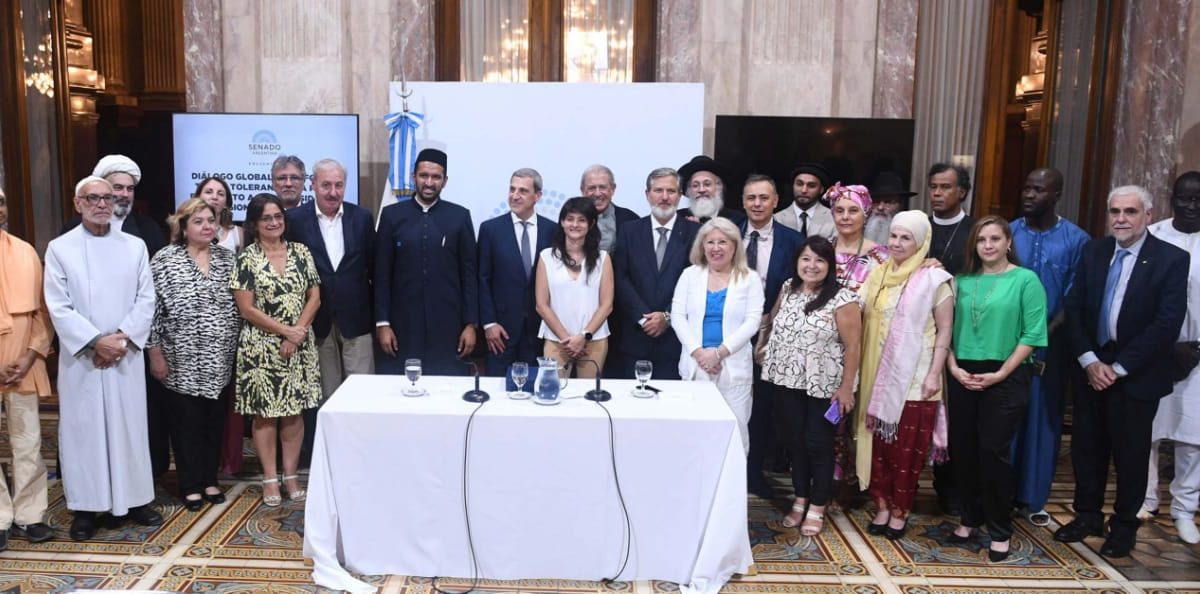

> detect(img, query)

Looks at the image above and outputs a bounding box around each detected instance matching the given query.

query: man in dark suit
[62,155,170,483]
[1055,185,1189,557]
[612,167,700,379]
[581,164,638,379]
[375,148,479,376]
[740,173,804,497]
[479,168,556,376]
[284,159,375,465]
[677,155,746,225]
[581,164,639,253]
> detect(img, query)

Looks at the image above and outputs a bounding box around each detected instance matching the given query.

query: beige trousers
[543,338,609,378]
[316,323,376,400]
[0,392,48,528]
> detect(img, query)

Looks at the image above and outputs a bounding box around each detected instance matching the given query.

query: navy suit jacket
[612,215,700,358]
[285,201,376,340]
[613,205,640,226]
[374,198,478,373]
[740,220,804,311]
[478,213,556,343]
[1065,232,1189,400]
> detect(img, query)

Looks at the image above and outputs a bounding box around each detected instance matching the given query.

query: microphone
[575,359,611,402]
[462,361,490,403]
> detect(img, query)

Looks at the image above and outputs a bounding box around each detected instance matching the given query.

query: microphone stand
[462,361,490,403]
[576,359,611,402]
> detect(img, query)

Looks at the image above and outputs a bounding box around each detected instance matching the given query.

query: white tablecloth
[303,375,752,594]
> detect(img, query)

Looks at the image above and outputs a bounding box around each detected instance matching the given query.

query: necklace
[937,218,964,263]
[835,234,866,287]
[970,275,1001,332]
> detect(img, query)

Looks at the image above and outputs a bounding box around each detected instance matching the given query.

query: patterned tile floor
[0,414,1198,592]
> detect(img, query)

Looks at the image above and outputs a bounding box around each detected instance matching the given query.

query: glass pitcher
[533,356,568,405]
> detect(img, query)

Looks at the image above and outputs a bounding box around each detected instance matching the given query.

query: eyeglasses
[260,213,285,223]
[81,193,115,204]
[274,175,304,183]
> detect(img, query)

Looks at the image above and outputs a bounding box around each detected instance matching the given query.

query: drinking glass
[404,358,423,396]
[634,359,653,397]
[510,362,530,399]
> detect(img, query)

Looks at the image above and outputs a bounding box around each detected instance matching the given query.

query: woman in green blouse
[946,215,1048,562]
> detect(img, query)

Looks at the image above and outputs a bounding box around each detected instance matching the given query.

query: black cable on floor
[593,399,632,588]
[433,400,486,594]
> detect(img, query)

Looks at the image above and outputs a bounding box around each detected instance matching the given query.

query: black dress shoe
[885,521,908,541]
[17,522,53,543]
[70,512,97,541]
[867,522,888,536]
[1053,518,1103,542]
[127,505,164,527]
[947,529,976,544]
[203,491,226,505]
[988,546,1011,562]
[1100,531,1135,557]
[182,497,204,512]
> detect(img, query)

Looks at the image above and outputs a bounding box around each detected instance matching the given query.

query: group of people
[0,145,1197,567]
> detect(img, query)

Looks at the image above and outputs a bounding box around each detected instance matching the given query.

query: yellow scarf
[862,210,932,307]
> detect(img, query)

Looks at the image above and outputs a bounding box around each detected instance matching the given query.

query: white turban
[75,175,112,197]
[92,154,141,185]
[890,210,930,246]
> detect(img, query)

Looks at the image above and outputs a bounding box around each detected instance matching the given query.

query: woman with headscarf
[826,182,890,494]
[855,210,955,540]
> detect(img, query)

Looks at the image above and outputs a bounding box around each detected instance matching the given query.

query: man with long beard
[864,172,915,244]
[676,155,745,225]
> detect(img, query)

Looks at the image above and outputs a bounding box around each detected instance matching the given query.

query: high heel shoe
[867,522,889,536]
[282,474,306,502]
[262,476,282,507]
[988,540,1011,562]
[947,527,976,544]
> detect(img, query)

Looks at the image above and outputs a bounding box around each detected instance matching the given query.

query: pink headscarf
[826,182,873,213]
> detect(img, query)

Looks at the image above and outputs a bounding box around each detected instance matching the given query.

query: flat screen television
[172,113,360,221]
[713,116,915,210]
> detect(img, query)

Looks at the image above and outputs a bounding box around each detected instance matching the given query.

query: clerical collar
[932,210,966,225]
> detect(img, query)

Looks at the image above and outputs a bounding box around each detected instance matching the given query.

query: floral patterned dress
[230,242,322,417]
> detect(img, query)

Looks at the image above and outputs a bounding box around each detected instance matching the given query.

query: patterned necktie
[655,227,669,270]
[746,230,760,271]
[1097,248,1129,346]
[520,221,532,279]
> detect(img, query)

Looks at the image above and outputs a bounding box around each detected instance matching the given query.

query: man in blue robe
[375,149,479,376]
[1009,168,1090,526]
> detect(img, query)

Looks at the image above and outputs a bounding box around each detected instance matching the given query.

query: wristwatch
[663,311,671,323]
[583,331,594,341]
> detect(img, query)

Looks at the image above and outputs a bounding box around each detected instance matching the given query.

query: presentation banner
[172,113,359,220]
[384,82,704,228]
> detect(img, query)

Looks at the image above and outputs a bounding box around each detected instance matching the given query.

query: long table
[303,375,752,594]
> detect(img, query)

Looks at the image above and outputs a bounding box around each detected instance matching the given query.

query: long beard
[864,213,892,244]
[690,195,723,219]
[113,201,132,218]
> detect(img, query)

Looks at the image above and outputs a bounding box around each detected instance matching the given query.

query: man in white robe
[1142,171,1200,543]
[43,176,161,541]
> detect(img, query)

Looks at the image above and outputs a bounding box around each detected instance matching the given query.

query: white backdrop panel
[385,82,704,227]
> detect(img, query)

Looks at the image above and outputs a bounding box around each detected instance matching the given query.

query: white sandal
[801,509,825,536]
[262,476,282,507]
[781,502,806,528]
[282,474,307,502]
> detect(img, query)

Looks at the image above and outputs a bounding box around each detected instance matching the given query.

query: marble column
[184,0,223,112]
[392,0,435,82]
[656,0,701,82]
[872,0,918,118]
[1175,1,1200,175]
[1110,0,1189,217]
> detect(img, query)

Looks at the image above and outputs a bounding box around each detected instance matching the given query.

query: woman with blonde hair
[147,197,240,510]
[856,210,955,540]
[671,217,765,452]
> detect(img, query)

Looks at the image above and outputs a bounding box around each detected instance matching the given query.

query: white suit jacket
[670,265,765,385]
[773,202,835,239]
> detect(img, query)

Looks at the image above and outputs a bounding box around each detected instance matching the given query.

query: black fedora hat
[678,155,727,189]
[789,162,833,189]
[868,171,917,199]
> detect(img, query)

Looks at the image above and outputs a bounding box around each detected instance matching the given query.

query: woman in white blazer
[670,217,765,454]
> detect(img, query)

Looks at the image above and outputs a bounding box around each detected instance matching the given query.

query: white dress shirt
[511,211,538,271]
[651,212,677,246]
[1078,232,1147,376]
[744,221,773,292]
[317,203,345,271]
